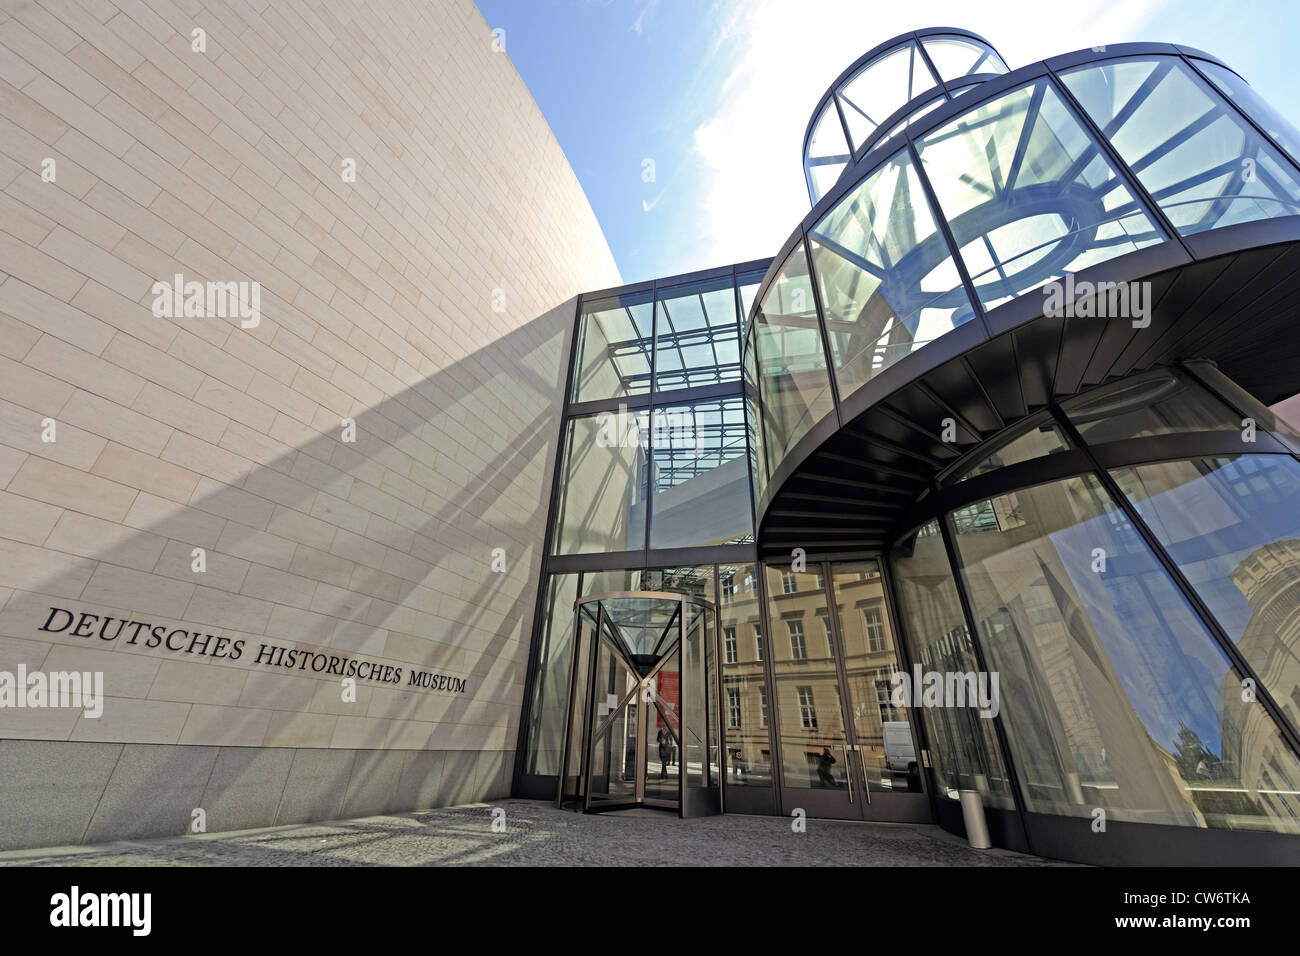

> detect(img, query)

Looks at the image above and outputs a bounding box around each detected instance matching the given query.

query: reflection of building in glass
[516,28,1300,865]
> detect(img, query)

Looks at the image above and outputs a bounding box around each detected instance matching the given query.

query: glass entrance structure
[517,29,1300,866]
[558,592,720,816]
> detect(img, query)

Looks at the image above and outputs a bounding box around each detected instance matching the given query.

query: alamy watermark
[0,665,103,718]
[1042,276,1151,328]
[890,666,1000,718]
[151,273,260,328]
[594,403,706,457]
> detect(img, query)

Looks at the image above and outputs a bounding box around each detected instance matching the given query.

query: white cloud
[632,0,660,36]
[691,0,1171,268]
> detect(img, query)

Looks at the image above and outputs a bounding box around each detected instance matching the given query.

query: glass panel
[580,568,644,596]
[587,621,641,803]
[681,604,710,792]
[922,37,1008,81]
[523,573,580,775]
[890,520,1015,806]
[647,564,711,601]
[704,603,720,789]
[743,326,768,501]
[552,410,649,554]
[1194,60,1300,165]
[1112,454,1300,730]
[1061,369,1241,445]
[572,292,653,402]
[766,564,851,789]
[946,415,1070,484]
[809,161,848,205]
[810,148,974,399]
[1187,361,1300,443]
[952,473,1300,831]
[599,596,681,658]
[751,242,835,465]
[716,563,774,789]
[832,561,924,793]
[737,268,766,324]
[646,648,682,802]
[562,601,599,801]
[648,396,753,549]
[838,43,938,151]
[1061,57,1300,235]
[808,100,849,159]
[918,79,1164,312]
[653,275,741,391]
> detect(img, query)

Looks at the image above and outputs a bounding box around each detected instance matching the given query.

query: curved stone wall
[0,0,619,847]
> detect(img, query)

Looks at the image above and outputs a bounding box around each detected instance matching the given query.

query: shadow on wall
[0,298,577,848]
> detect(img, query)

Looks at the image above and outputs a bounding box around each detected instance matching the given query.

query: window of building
[822,616,835,656]
[874,672,895,724]
[720,577,734,604]
[797,686,818,729]
[864,606,886,651]
[759,686,769,727]
[782,572,797,594]
[755,623,764,660]
[789,620,807,659]
[723,626,738,664]
[727,687,742,728]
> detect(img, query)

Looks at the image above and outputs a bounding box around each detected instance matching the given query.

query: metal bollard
[959,789,992,849]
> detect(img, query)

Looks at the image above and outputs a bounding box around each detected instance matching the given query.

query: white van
[883,721,916,772]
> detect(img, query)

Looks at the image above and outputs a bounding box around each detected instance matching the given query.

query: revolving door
[556,592,721,816]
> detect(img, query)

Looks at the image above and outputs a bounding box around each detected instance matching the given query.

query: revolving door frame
[555,590,722,817]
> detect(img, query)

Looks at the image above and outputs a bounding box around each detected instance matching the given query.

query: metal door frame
[774,561,931,822]
[558,591,718,815]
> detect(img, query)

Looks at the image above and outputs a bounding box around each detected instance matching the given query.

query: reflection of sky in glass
[1062,57,1300,236]
[1048,487,1229,755]
[1118,456,1300,645]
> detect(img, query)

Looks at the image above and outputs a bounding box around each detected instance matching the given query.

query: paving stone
[0,799,1075,867]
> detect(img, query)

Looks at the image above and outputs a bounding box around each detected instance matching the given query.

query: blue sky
[476,0,1300,285]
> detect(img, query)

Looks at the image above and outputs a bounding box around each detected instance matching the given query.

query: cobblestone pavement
[0,800,1072,866]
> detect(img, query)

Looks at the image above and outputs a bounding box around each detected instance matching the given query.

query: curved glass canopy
[804,30,1010,205]
[760,45,1300,496]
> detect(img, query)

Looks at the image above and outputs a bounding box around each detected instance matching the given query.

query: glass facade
[803,30,1009,204]
[523,35,1300,863]
[830,562,925,794]
[648,397,752,549]
[810,149,971,399]
[917,79,1162,312]
[891,521,1016,807]
[749,243,834,477]
[766,564,851,790]
[1112,454,1300,730]
[761,49,1300,488]
[572,291,653,402]
[1061,57,1300,235]
[884,370,1300,836]
[716,563,774,790]
[551,409,649,555]
[952,472,1300,829]
[653,275,743,391]
[551,267,760,557]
